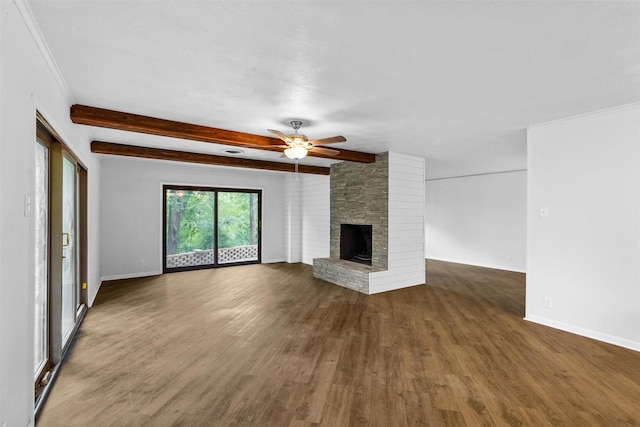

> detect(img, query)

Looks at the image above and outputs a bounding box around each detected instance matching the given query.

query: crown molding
[527,102,640,132]
[13,0,75,104]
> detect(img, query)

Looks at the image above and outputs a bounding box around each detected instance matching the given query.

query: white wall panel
[526,104,640,351]
[301,174,330,265]
[370,152,425,294]
[100,158,286,279]
[283,174,302,263]
[0,2,100,424]
[425,170,527,272]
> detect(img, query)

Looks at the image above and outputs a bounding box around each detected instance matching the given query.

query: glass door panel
[165,188,215,269]
[34,141,49,378]
[61,156,77,345]
[163,186,261,271]
[217,191,259,264]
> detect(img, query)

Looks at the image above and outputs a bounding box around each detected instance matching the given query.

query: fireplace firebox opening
[340,224,373,266]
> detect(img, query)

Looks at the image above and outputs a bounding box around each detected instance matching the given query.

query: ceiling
[29,1,640,179]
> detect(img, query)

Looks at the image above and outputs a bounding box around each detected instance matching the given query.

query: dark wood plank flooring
[37,260,640,426]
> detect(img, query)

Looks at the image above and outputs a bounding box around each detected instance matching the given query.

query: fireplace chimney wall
[329,153,389,269]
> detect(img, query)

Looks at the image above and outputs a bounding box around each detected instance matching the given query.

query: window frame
[162,184,262,273]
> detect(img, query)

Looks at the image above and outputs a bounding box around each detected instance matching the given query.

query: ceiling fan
[267,121,346,160]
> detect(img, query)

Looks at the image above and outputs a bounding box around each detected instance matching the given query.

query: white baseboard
[100,271,162,282]
[88,282,102,307]
[262,258,285,264]
[524,315,640,352]
[91,271,163,306]
[426,257,526,273]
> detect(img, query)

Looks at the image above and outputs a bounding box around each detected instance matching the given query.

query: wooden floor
[38,260,640,426]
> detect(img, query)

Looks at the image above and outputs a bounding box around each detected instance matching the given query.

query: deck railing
[166,245,258,268]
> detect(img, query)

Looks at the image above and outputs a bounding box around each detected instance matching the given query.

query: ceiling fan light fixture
[290,134,307,144]
[268,120,344,160]
[284,146,308,160]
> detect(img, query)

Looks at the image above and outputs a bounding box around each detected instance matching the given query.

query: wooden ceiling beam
[90,141,330,175]
[72,104,376,163]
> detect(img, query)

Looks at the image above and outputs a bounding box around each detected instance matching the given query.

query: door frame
[34,115,88,407]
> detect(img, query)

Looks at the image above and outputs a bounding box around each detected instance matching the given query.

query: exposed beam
[91,141,330,175]
[72,105,376,163]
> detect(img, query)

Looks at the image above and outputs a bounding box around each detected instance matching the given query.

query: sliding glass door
[34,117,88,406]
[217,191,259,264]
[61,155,79,346]
[165,188,216,269]
[34,141,49,380]
[164,186,261,272]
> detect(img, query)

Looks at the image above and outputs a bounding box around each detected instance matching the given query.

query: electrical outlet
[539,207,549,218]
[544,297,553,308]
[140,259,145,266]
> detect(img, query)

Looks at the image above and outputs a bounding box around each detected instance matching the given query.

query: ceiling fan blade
[309,135,346,146]
[268,129,293,144]
[312,146,340,156]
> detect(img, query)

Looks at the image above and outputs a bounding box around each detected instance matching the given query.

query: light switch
[539,207,549,218]
[24,195,31,217]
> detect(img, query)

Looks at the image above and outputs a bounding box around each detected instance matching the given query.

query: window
[163,186,261,272]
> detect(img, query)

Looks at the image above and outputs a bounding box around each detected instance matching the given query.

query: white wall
[301,174,330,265]
[369,152,425,293]
[100,157,287,280]
[283,174,302,263]
[526,103,640,351]
[425,170,527,272]
[0,1,101,425]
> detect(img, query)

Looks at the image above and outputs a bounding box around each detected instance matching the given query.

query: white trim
[100,271,162,283]
[426,257,526,274]
[527,102,640,131]
[262,258,285,264]
[426,169,527,182]
[524,315,640,353]
[13,0,75,104]
[88,280,103,307]
[526,124,533,303]
[91,272,162,306]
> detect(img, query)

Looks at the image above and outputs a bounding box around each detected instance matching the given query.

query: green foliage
[217,192,252,249]
[166,189,257,255]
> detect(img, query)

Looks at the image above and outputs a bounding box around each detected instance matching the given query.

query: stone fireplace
[313,152,425,294]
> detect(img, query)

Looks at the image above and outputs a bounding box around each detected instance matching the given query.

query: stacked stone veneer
[313,151,425,295]
[313,259,381,293]
[330,152,389,268]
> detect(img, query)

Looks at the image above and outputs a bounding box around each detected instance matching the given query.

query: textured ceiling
[29,1,640,179]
